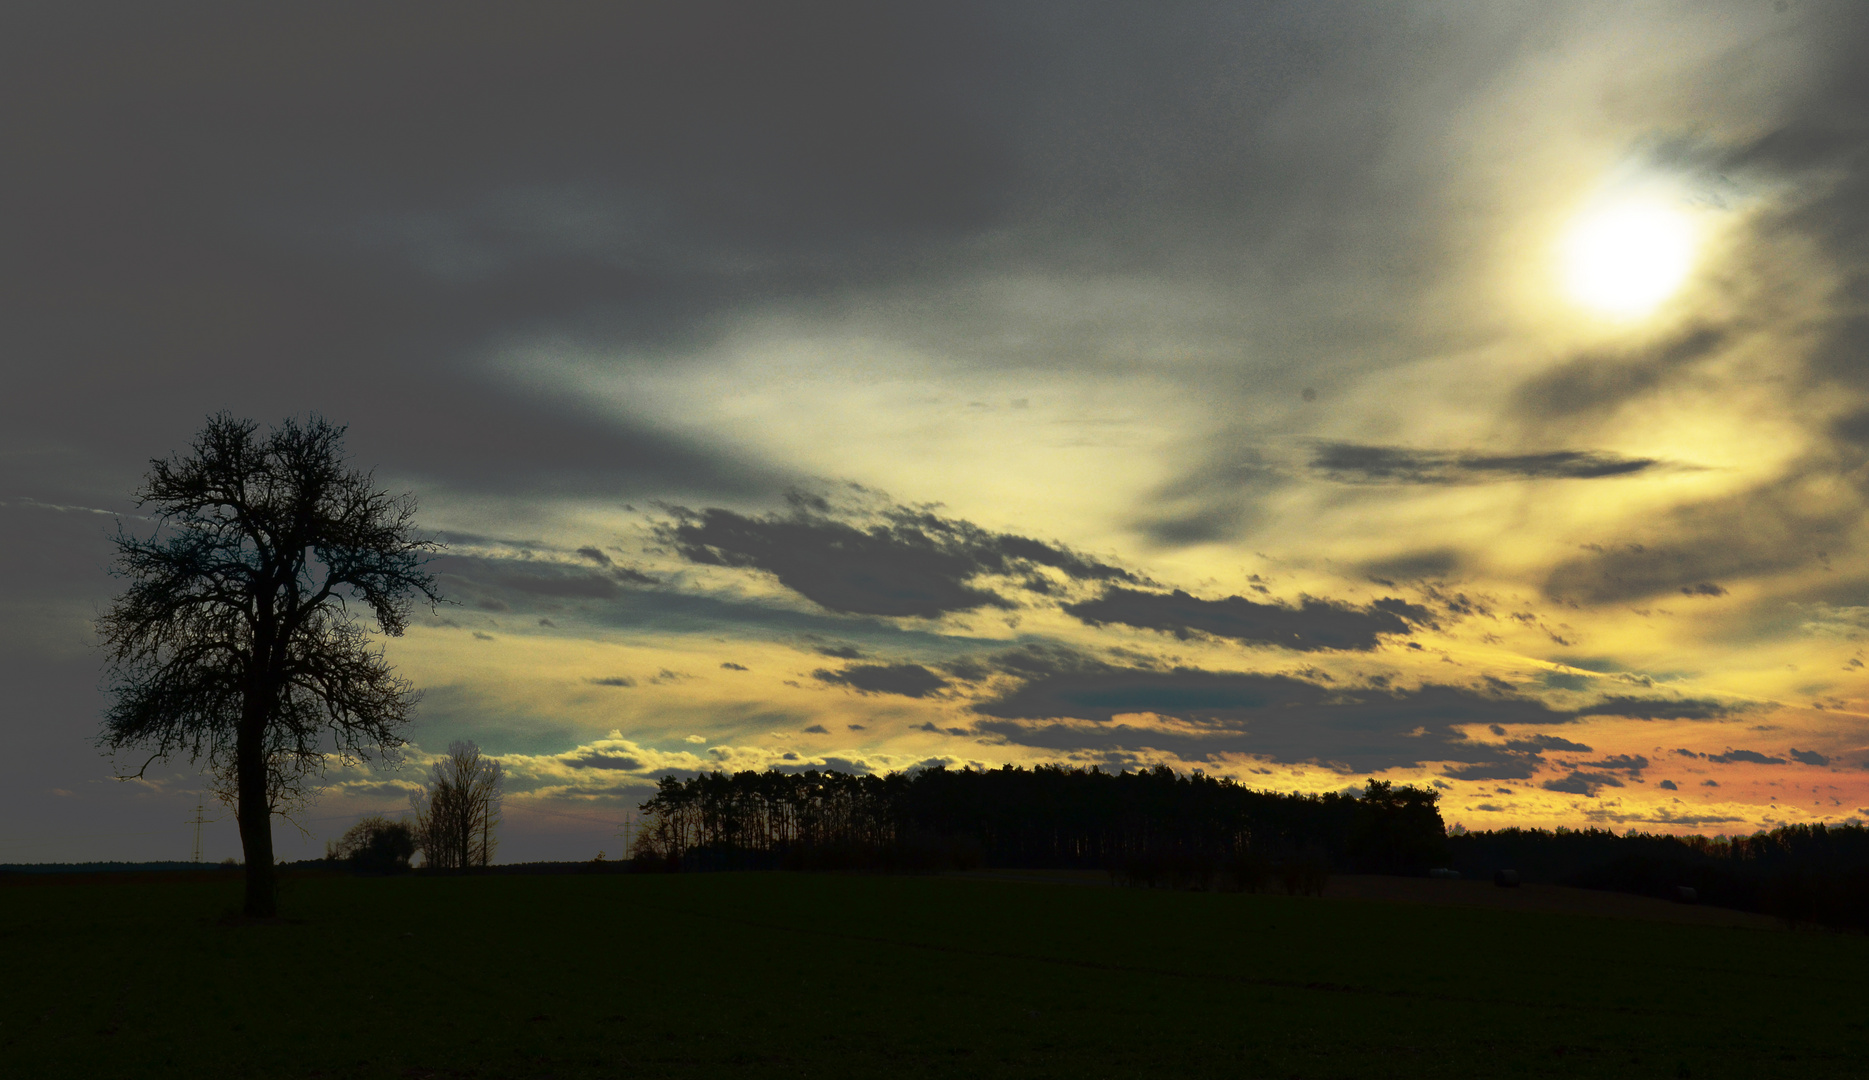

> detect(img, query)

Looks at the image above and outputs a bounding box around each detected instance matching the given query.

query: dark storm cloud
[1063,587,1430,652]
[1541,771,1625,797]
[1788,748,1832,766]
[1707,749,1787,765]
[814,663,950,699]
[1311,444,1662,485]
[956,645,1744,774]
[1573,697,1733,721]
[1507,734,1595,753]
[1579,754,1650,773]
[425,549,1023,659]
[422,528,1031,657]
[655,501,1137,619]
[1443,759,1541,782]
[970,655,1553,774]
[961,642,1098,680]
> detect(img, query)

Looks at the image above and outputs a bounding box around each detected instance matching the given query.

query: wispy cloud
[1311,444,1663,485]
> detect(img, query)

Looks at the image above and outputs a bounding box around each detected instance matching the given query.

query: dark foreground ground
[963,868,1787,928]
[2,869,1862,1079]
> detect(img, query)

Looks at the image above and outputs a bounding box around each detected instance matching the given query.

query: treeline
[1449,823,1869,930]
[631,766,1869,929]
[631,765,1447,879]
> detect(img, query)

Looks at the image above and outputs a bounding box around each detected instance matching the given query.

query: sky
[6,1,1869,864]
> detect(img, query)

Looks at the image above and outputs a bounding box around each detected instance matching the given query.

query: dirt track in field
[951,868,1786,929]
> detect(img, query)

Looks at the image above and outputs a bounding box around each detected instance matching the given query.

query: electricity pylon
[190,801,207,863]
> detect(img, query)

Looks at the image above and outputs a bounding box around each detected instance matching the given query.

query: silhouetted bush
[324,815,415,875]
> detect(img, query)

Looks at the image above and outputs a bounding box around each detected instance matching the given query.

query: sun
[1559,197,1697,319]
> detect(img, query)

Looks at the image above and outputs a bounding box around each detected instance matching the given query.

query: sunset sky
[6,1,1869,863]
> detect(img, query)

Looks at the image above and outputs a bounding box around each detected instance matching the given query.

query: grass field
[3,870,1864,1079]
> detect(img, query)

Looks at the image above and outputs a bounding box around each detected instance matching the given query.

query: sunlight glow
[1560,198,1697,318]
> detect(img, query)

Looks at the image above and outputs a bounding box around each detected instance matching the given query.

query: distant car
[1428,867,1460,880]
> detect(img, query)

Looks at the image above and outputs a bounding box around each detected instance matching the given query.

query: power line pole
[617,810,638,857]
[190,801,207,863]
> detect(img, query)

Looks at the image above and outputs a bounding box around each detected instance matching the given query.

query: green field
[2,870,1863,1079]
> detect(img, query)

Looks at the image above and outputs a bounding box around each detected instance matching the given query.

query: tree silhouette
[98,414,441,916]
[414,740,503,870]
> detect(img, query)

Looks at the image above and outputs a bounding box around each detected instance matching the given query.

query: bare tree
[413,740,503,870]
[98,414,442,916]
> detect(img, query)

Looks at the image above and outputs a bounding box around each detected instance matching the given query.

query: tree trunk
[236,712,276,917]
